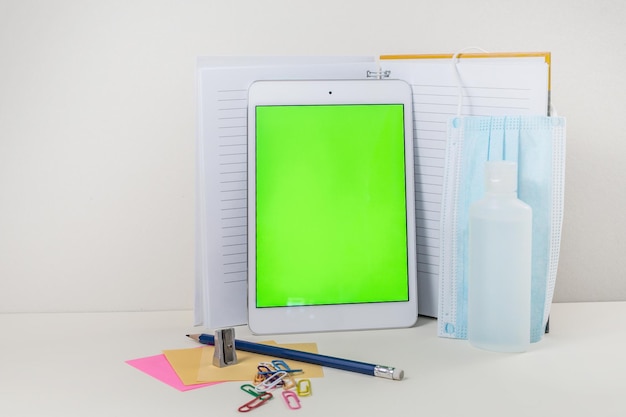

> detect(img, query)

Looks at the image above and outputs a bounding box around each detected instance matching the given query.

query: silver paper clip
[212,328,238,367]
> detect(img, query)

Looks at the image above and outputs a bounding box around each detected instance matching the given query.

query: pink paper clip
[238,392,273,413]
[282,390,301,410]
[296,379,312,397]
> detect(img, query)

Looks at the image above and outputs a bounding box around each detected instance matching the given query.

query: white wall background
[1,0,625,313]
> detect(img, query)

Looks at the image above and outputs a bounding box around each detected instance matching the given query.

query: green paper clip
[240,384,260,397]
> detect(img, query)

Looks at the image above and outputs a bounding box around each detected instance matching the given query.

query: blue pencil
[186,333,403,380]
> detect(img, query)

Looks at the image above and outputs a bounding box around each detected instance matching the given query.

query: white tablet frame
[247,79,417,334]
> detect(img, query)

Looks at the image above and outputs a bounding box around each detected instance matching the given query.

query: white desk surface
[1,301,624,417]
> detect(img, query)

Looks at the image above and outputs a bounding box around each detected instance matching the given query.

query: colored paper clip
[240,384,260,397]
[271,359,291,371]
[296,379,312,397]
[258,362,277,371]
[257,364,273,374]
[254,370,288,392]
[280,372,296,390]
[238,392,273,413]
[258,369,303,376]
[282,390,301,410]
[253,372,265,384]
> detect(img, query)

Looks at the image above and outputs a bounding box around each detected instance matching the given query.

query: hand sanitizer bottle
[468,161,532,352]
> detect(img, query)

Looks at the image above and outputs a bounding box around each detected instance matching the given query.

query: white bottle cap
[485,161,518,193]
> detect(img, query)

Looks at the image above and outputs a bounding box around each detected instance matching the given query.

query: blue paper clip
[271,359,292,371]
[282,390,301,410]
[238,392,273,413]
[296,379,312,397]
[258,369,303,376]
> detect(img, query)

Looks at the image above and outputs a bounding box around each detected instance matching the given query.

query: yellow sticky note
[196,342,324,383]
[161,347,207,386]
[162,342,324,385]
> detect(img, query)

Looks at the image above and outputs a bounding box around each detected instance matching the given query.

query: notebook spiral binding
[366,69,391,79]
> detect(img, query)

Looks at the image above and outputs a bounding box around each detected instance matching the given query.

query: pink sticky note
[126,354,223,391]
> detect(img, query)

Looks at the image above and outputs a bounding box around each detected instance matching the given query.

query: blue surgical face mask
[438,115,566,343]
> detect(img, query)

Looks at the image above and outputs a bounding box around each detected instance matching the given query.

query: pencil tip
[185,334,190,337]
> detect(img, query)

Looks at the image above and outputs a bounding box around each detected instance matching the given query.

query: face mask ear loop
[451,51,464,118]
[549,102,559,117]
[451,47,490,118]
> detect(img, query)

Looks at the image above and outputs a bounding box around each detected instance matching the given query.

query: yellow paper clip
[296,379,312,397]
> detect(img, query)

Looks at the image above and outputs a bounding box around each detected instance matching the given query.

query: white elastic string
[452,46,490,117]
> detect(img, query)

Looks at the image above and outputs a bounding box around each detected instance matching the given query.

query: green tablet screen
[255,104,409,307]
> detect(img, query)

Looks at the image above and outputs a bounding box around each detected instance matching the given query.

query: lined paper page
[196,58,376,328]
[382,59,549,317]
[217,87,248,288]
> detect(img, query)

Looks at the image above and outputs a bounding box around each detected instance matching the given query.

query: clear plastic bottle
[468,161,532,352]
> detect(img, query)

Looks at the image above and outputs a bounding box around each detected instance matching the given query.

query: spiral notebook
[195,52,550,329]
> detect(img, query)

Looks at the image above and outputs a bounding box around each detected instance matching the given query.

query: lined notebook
[195,53,550,329]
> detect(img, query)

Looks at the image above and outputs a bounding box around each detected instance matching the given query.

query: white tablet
[247,79,417,334]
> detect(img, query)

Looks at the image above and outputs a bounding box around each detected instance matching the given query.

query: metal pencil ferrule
[374,365,404,381]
